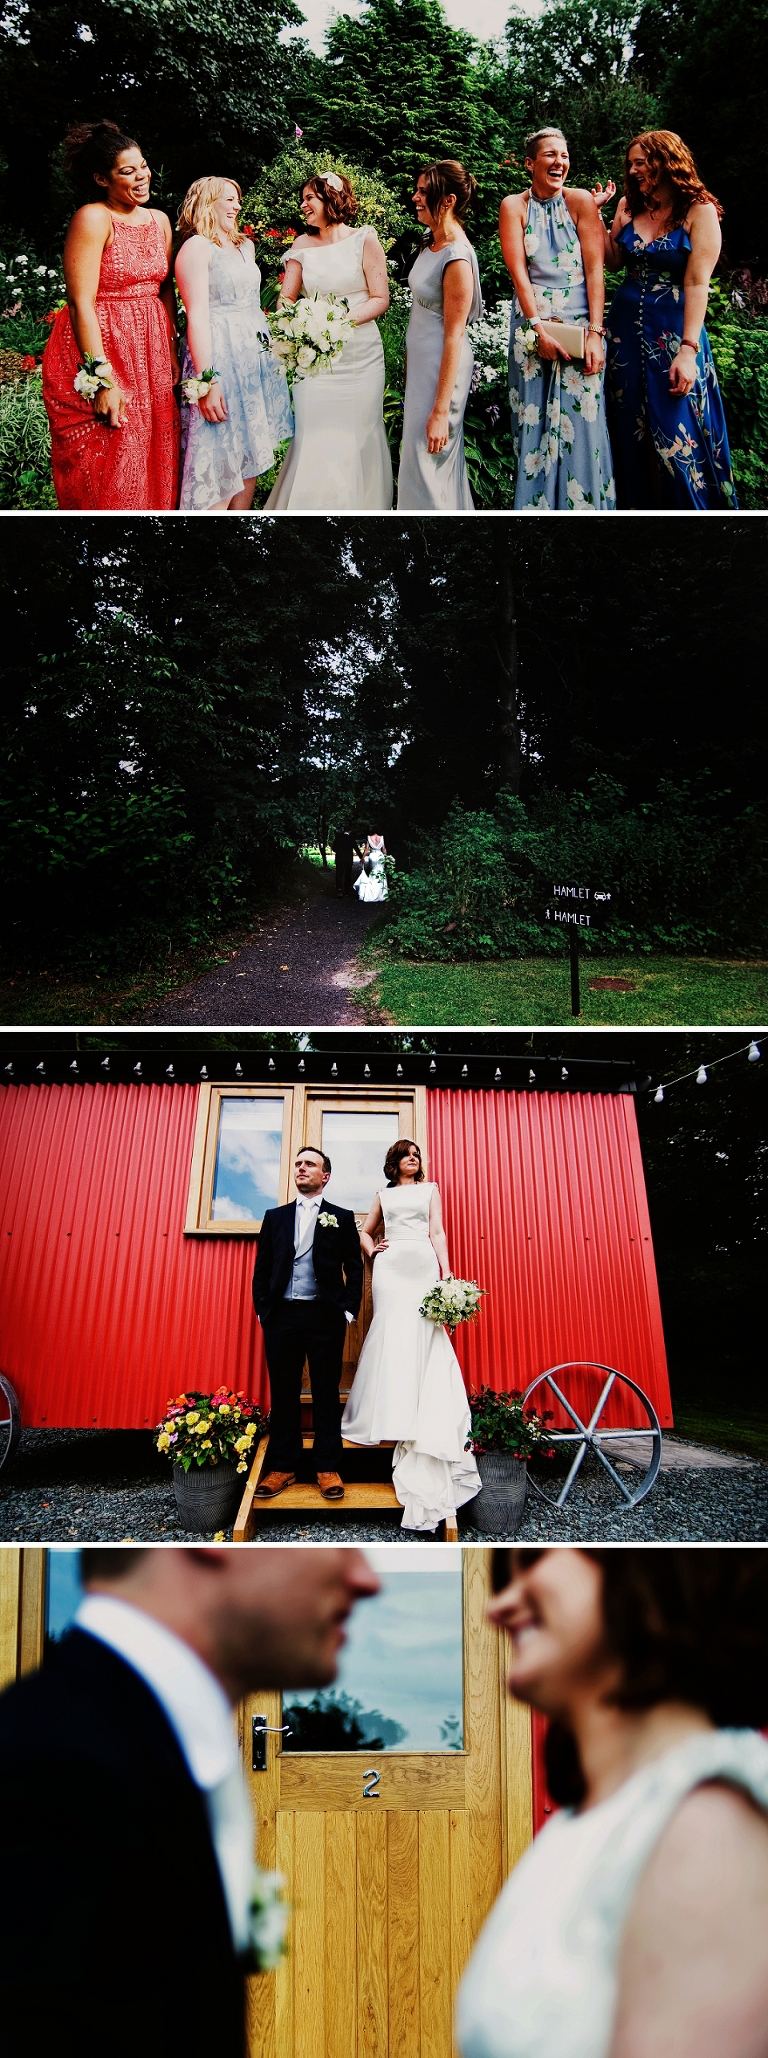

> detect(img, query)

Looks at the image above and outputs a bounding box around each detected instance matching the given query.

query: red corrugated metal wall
[0,1081,671,1428]
[426,1089,672,1426]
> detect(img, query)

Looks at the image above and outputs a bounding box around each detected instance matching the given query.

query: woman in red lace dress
[43,121,180,508]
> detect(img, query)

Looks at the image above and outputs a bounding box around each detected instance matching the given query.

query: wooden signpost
[543,884,614,1016]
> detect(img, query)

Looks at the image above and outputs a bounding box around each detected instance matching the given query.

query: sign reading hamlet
[544,884,614,929]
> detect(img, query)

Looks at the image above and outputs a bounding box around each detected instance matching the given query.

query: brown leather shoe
[254,1470,296,1498]
[316,1471,345,1501]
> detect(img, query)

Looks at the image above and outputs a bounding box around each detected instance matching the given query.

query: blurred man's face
[205,1548,381,1697]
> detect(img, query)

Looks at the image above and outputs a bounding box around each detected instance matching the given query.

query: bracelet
[588,322,606,336]
[680,337,699,352]
[73,354,114,401]
[181,366,221,403]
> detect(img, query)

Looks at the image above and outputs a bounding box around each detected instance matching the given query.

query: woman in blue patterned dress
[602,132,737,508]
[175,177,293,511]
[499,128,615,511]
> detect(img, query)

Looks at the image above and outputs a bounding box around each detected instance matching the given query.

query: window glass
[45,1548,83,1652]
[283,1546,463,1753]
[212,1096,285,1222]
[321,1110,400,1214]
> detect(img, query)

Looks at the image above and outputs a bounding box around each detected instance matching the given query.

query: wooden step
[233,1437,459,1543]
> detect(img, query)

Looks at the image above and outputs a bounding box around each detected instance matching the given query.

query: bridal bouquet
[155,1387,268,1474]
[268,291,355,381]
[420,1277,487,1335]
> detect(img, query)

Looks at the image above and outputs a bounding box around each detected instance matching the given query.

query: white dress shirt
[75,1593,254,1950]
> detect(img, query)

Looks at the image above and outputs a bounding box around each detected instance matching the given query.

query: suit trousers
[335,858,354,895]
[261,1298,347,1472]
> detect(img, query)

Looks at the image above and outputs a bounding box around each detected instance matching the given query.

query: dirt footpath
[142,868,383,1027]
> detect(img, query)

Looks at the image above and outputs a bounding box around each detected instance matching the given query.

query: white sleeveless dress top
[456,1727,768,2058]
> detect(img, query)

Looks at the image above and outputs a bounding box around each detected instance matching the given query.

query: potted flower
[468,1387,553,1536]
[155,1387,268,1532]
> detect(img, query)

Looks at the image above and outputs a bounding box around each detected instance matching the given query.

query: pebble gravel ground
[142,873,381,1028]
[2,1432,766,1543]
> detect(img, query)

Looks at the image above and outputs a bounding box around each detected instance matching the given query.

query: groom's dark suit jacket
[252,1198,363,1321]
[0,1629,245,2058]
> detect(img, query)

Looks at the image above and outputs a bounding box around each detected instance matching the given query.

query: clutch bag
[539,318,587,360]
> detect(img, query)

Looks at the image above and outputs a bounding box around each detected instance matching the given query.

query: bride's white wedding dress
[341,1181,481,1531]
[265,226,393,511]
[355,837,388,903]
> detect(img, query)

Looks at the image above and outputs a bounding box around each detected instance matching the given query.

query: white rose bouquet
[268,291,356,382]
[420,1277,487,1335]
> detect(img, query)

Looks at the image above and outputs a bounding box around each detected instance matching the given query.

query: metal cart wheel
[522,1361,662,1512]
[0,1373,21,1477]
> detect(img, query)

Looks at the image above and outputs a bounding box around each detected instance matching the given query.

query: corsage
[182,366,221,403]
[74,354,114,401]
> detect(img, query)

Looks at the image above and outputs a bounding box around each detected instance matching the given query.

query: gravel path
[2,1432,765,1543]
[143,870,381,1027]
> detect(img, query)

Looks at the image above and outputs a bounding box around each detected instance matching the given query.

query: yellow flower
[218,1403,231,1415]
[194,1420,208,1434]
[163,1420,176,1432]
[234,1435,249,1453]
[213,1530,225,1542]
[237,1461,247,1473]
[200,1438,213,1449]
[157,1432,170,1451]
[185,1411,200,1426]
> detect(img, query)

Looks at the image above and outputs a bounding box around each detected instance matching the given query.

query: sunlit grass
[358,956,768,1027]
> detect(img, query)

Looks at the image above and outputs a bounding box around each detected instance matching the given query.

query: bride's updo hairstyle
[417,160,477,226]
[177,176,245,247]
[62,119,141,199]
[492,1547,768,1806]
[384,1138,424,1186]
[301,171,358,228]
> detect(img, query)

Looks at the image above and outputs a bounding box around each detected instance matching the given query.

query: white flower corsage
[74,354,114,401]
[181,366,220,403]
[249,1864,290,1971]
[318,1211,339,1229]
[516,323,539,353]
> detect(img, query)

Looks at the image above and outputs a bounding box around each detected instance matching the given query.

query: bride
[266,171,393,510]
[355,830,389,903]
[342,1138,481,1531]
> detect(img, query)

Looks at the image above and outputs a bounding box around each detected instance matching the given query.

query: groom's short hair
[81,1549,150,1584]
[296,1146,332,1177]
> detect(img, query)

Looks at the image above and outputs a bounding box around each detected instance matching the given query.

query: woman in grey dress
[175,176,293,511]
[397,160,482,510]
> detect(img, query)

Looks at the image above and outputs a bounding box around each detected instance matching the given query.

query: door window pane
[212,1096,285,1222]
[283,1547,463,1753]
[45,1548,83,1654]
[321,1111,400,1214]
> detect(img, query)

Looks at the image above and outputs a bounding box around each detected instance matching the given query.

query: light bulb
[696,1065,707,1085]
[748,1041,761,1063]
[654,1085,664,1104]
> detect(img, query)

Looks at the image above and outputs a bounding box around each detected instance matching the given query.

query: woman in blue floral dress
[499,128,615,510]
[603,131,737,508]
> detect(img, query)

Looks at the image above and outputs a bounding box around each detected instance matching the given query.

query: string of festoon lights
[651,1038,763,1103]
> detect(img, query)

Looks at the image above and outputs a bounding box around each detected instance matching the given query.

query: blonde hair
[177,175,245,246]
[525,127,568,160]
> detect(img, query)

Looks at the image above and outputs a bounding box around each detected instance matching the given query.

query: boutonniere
[318,1211,339,1229]
[249,1863,290,1970]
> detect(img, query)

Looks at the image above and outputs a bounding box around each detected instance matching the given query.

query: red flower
[241,224,255,240]
[21,355,36,369]
[44,310,58,324]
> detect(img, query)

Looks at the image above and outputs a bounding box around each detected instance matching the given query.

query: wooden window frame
[184,1082,428,1237]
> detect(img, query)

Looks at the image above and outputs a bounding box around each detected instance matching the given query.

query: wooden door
[240,1550,532,2058]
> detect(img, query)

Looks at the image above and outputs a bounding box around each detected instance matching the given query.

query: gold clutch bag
[539,318,587,360]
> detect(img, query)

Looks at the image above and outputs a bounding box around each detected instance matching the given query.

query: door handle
[362,1767,381,1799]
[252,1714,293,1771]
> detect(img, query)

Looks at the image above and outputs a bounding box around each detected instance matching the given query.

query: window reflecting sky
[322,1110,400,1213]
[212,1096,284,1221]
[284,1546,464,1752]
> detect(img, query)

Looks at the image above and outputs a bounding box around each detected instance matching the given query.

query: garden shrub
[241,145,410,307]
[705,278,768,510]
[375,780,768,961]
[0,370,56,507]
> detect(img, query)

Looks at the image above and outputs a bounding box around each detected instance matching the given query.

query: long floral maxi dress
[605,222,737,509]
[508,192,615,511]
[43,213,180,510]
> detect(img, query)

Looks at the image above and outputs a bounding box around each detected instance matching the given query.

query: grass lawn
[671,1397,768,1465]
[356,955,768,1027]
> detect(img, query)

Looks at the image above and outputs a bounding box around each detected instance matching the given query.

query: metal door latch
[252,1713,292,1770]
[362,1767,381,1799]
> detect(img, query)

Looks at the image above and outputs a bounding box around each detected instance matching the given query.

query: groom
[252,1145,363,1501]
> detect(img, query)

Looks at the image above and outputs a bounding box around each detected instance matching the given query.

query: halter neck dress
[605,219,737,508]
[179,240,293,510]
[43,211,179,509]
[342,1181,481,1532]
[456,1726,768,2058]
[507,192,615,511]
[266,226,392,510]
[397,235,483,510]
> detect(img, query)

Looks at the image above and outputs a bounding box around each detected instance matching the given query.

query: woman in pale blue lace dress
[499,129,615,510]
[175,176,293,511]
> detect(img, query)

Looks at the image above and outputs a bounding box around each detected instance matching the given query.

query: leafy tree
[501,0,658,190]
[632,0,768,272]
[0,0,304,238]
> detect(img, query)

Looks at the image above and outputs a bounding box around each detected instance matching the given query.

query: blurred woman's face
[213,182,240,236]
[488,1550,615,1716]
[301,185,328,229]
[527,135,569,194]
[98,147,151,208]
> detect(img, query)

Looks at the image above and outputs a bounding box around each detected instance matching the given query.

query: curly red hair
[625,130,723,225]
